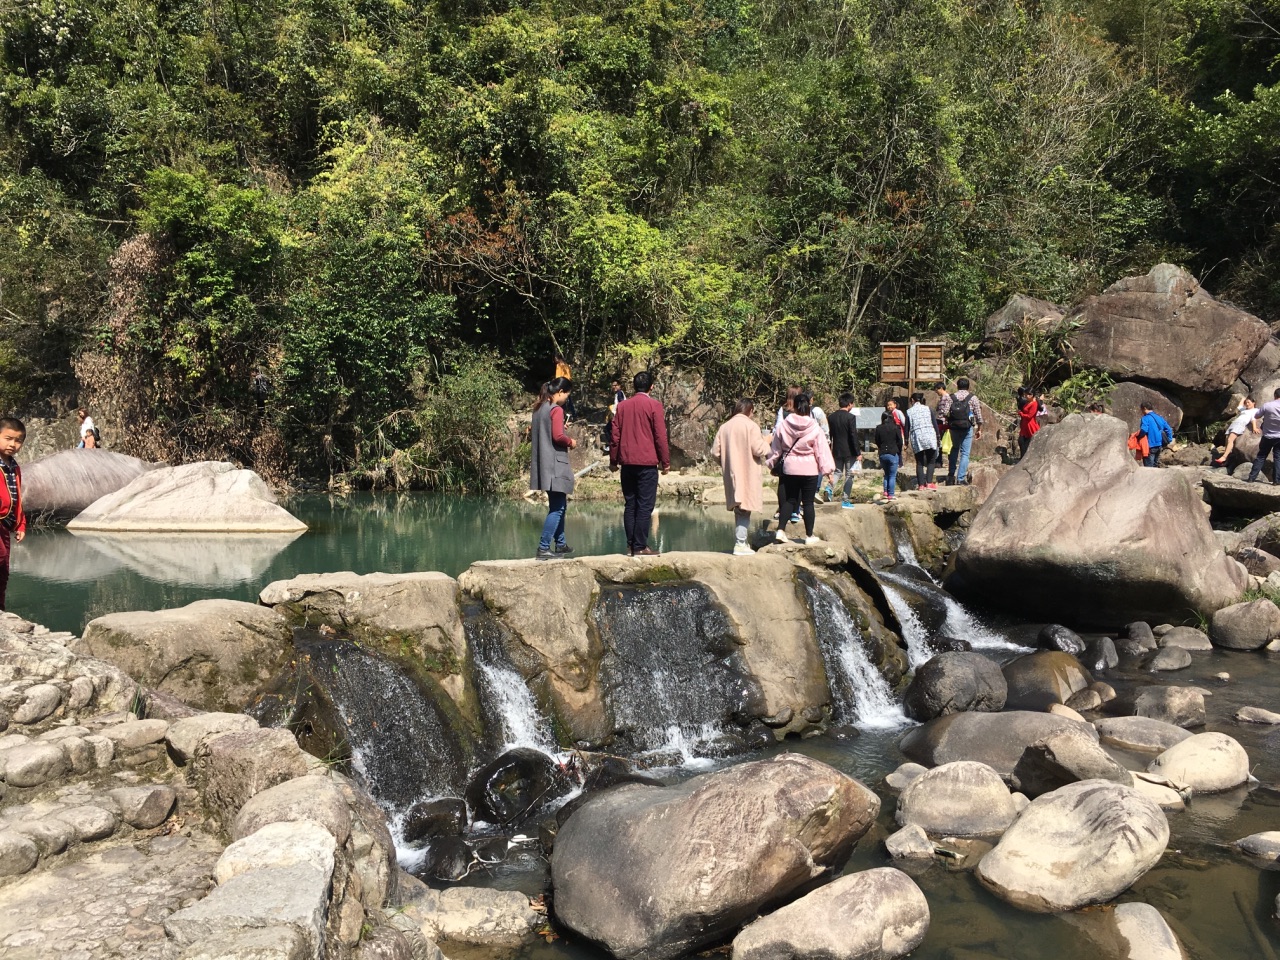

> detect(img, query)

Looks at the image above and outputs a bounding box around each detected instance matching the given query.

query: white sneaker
[733,542,755,556]
[774,529,788,543]
[804,536,821,545]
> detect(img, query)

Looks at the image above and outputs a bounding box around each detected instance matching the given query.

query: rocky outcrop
[984,294,1064,339]
[730,868,929,960]
[895,761,1018,837]
[975,780,1169,913]
[1105,382,1184,435]
[551,754,879,960]
[78,600,293,713]
[1066,264,1270,397]
[948,414,1248,625]
[68,461,307,533]
[899,711,1096,778]
[19,450,158,521]
[902,652,1006,721]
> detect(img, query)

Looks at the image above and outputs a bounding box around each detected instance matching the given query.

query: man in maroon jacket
[610,371,670,556]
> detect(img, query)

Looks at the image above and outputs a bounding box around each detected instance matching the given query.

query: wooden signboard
[879,339,946,394]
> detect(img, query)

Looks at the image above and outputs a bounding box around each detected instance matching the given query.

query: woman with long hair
[530,377,577,560]
[712,398,771,555]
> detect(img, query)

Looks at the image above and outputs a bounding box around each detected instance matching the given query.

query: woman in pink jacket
[712,399,771,556]
[766,394,835,545]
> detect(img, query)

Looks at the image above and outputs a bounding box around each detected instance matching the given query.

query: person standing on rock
[938,378,983,485]
[1214,397,1260,466]
[530,378,577,560]
[0,417,27,611]
[768,394,834,544]
[1137,402,1174,468]
[1246,388,1280,484]
[827,393,862,507]
[905,392,939,489]
[611,371,670,556]
[712,400,771,556]
[874,411,903,500]
[76,408,97,449]
[1016,386,1041,460]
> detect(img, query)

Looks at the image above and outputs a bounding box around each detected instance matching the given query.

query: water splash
[878,574,936,668]
[474,660,554,752]
[879,568,1029,661]
[804,580,908,729]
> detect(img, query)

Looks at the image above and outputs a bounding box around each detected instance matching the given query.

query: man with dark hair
[0,417,27,611]
[1247,387,1280,484]
[827,393,861,507]
[937,377,983,485]
[610,372,670,556]
[1137,401,1175,468]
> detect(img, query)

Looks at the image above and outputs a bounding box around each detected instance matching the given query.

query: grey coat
[530,403,575,494]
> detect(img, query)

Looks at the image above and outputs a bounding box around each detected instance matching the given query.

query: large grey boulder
[902,652,1006,721]
[730,868,929,960]
[984,294,1064,340]
[1148,732,1250,793]
[895,761,1018,837]
[1002,651,1092,710]
[68,461,307,533]
[947,414,1248,626]
[1159,627,1212,651]
[1011,727,1133,797]
[1104,382,1184,436]
[899,711,1097,778]
[79,600,292,712]
[19,449,158,521]
[1210,599,1280,650]
[1131,686,1206,728]
[1095,717,1193,753]
[550,754,880,960]
[975,780,1170,913]
[1065,264,1270,395]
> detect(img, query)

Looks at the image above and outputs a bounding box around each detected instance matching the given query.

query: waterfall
[804,580,908,728]
[465,606,555,753]
[878,575,936,668]
[879,568,1029,663]
[593,582,760,759]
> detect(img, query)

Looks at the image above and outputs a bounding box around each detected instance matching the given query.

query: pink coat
[768,414,835,477]
[712,414,771,513]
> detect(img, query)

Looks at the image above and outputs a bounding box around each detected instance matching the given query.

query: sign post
[879,338,945,394]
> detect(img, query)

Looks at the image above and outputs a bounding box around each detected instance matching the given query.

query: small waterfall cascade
[465,606,556,753]
[878,568,1028,662]
[877,573,936,668]
[803,580,907,728]
[593,582,761,758]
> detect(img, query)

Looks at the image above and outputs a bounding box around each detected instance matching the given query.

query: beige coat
[712,413,771,513]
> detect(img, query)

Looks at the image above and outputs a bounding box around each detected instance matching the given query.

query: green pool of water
[6,493,737,634]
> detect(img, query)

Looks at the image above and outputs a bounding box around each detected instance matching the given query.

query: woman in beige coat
[712,399,771,555]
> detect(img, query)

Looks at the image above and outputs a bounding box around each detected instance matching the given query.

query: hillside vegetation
[3,0,1279,485]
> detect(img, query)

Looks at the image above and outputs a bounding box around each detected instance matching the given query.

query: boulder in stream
[895,761,1018,837]
[1037,625,1085,656]
[465,748,572,826]
[1010,727,1133,797]
[1147,732,1251,793]
[975,779,1169,913]
[551,754,879,960]
[899,710,1097,778]
[1094,716,1193,754]
[730,868,929,960]
[947,414,1248,626]
[902,652,1006,721]
[1131,686,1206,728]
[1002,651,1092,710]
[1209,598,1280,651]
[18,450,158,521]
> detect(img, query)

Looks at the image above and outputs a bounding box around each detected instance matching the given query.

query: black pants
[621,464,660,551]
[1018,434,1031,459]
[914,448,937,487]
[779,474,820,537]
[1249,435,1280,483]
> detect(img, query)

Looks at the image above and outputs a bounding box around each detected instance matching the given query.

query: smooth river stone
[1148,732,1250,793]
[896,761,1017,837]
[1095,716,1194,753]
[1236,706,1280,724]
[1,742,71,787]
[1234,831,1280,861]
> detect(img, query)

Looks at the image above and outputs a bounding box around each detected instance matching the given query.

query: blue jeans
[539,491,567,550]
[1248,435,1280,483]
[948,428,973,483]
[1143,446,1163,468]
[880,454,899,496]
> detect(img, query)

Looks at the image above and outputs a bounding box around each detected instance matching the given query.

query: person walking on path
[1247,388,1280,484]
[874,411,904,500]
[1137,402,1175,468]
[0,417,27,611]
[905,392,939,489]
[1016,386,1042,460]
[767,394,834,545]
[529,378,577,560]
[1214,397,1260,466]
[712,399,771,556]
[827,393,862,507]
[938,378,983,484]
[610,371,670,556]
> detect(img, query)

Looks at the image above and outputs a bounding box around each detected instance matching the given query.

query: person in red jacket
[0,417,28,611]
[1016,386,1042,459]
[610,371,670,556]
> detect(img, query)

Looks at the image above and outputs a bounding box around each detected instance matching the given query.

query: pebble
[2,742,71,787]
[13,684,63,724]
[100,720,170,751]
[1215,672,1230,681]
[50,805,119,842]
[109,785,177,829]
[0,830,39,876]
[884,824,935,860]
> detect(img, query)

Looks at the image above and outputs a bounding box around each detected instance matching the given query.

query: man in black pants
[610,371,670,556]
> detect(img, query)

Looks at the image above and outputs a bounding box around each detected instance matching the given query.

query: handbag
[770,435,796,478]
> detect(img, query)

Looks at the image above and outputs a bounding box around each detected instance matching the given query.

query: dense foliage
[2,0,1279,484]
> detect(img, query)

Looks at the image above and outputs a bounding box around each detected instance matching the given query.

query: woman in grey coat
[530,377,577,560]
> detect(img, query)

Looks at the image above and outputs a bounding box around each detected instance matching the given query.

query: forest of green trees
[2,0,1279,486]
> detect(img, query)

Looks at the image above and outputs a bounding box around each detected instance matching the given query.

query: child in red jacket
[0,417,27,611]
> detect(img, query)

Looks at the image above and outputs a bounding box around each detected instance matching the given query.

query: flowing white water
[879,577,936,668]
[879,567,1030,661]
[806,581,910,728]
[474,660,555,752]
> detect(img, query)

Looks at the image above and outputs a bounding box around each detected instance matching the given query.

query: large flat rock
[68,462,306,533]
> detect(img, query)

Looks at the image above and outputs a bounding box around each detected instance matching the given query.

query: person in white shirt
[1214,398,1260,465]
[76,408,97,449]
